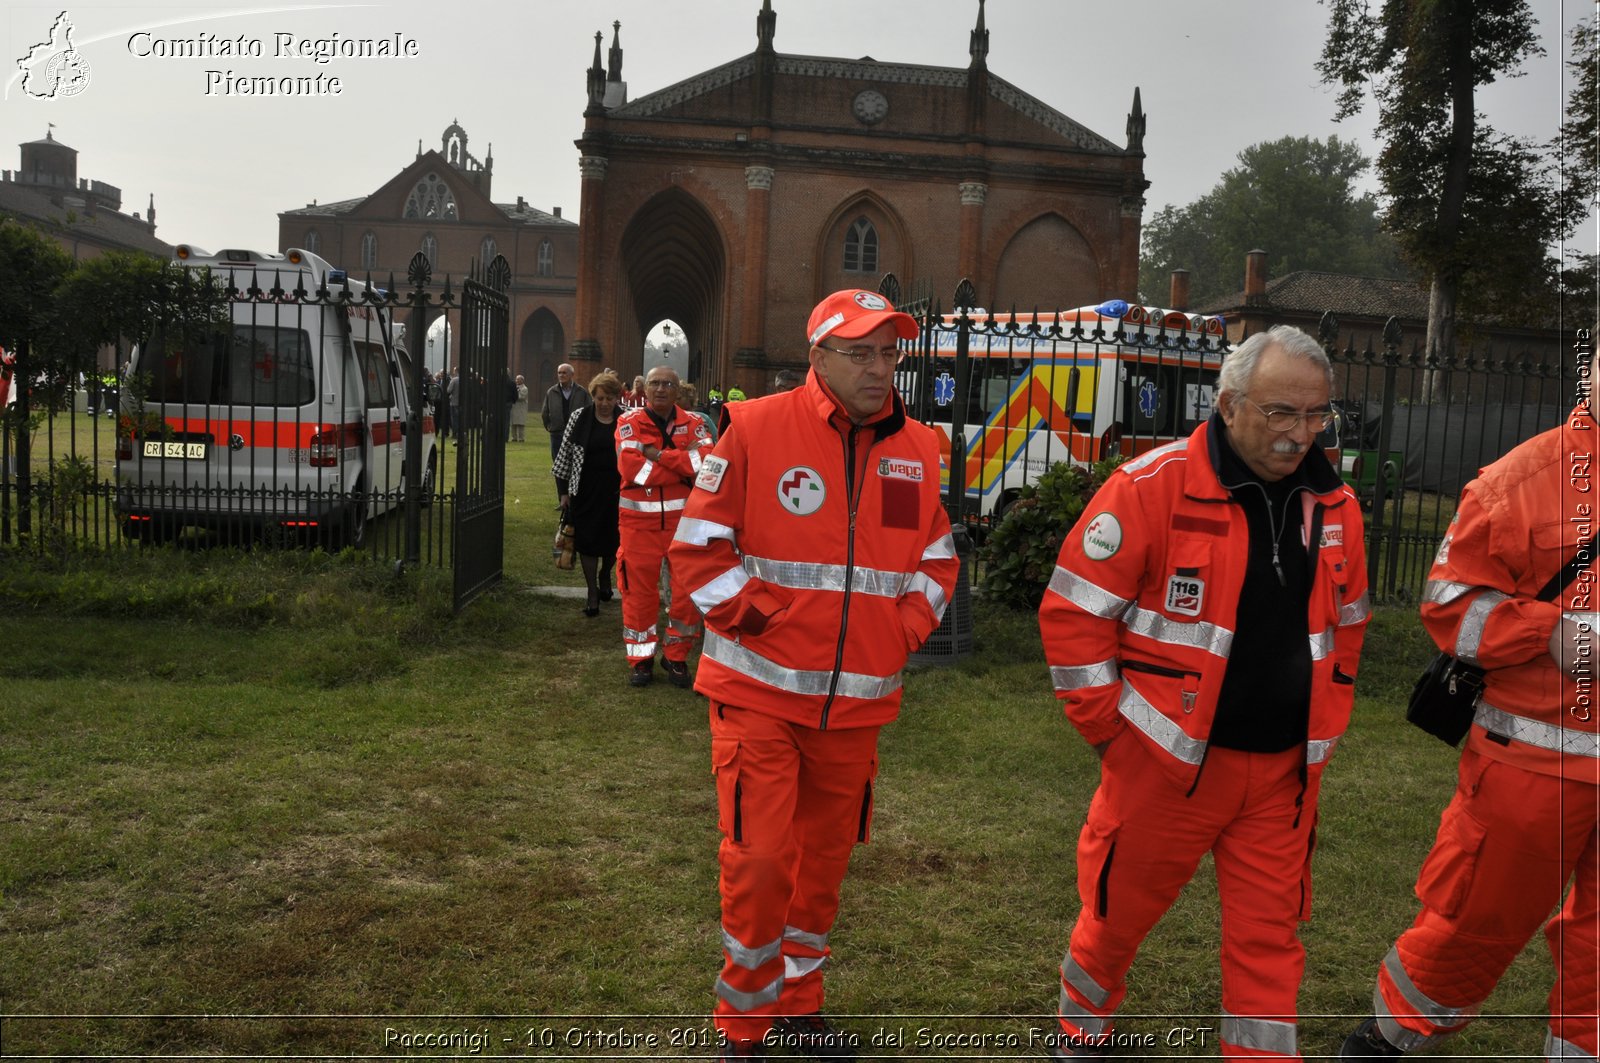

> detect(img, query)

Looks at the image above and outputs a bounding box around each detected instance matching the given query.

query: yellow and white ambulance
[895,300,1227,520]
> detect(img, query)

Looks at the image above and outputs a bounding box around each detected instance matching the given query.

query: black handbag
[1405,540,1595,746]
[1405,653,1486,745]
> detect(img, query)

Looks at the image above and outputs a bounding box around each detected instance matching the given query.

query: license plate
[143,441,208,460]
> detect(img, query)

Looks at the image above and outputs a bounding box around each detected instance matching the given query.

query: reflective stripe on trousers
[1374,945,1478,1052]
[1219,1011,1296,1056]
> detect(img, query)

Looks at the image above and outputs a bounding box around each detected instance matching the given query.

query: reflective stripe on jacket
[1421,404,1600,783]
[669,371,957,730]
[616,404,712,528]
[1039,418,1371,785]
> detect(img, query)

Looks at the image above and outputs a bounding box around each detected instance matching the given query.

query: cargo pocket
[711,738,744,844]
[1077,816,1120,920]
[856,756,880,843]
[1414,800,1490,920]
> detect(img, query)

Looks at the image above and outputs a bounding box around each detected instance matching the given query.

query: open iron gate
[450,255,511,611]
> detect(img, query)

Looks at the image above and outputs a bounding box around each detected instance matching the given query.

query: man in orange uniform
[1339,359,1599,1059]
[1039,325,1370,1059]
[669,290,957,1060]
[617,365,713,688]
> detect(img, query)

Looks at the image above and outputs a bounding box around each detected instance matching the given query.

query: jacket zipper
[1121,658,1202,714]
[820,423,864,729]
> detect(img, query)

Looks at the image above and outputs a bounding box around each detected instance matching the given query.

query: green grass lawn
[0,439,1564,1059]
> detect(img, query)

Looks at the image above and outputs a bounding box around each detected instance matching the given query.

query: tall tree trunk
[1424,277,1459,403]
[1424,0,1477,403]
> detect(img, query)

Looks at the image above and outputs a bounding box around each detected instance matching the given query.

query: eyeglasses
[817,343,905,366]
[645,380,679,390]
[1241,396,1335,433]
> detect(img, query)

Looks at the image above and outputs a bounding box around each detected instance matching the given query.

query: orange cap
[806,289,918,347]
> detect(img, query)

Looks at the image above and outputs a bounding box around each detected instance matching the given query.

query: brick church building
[572,0,1149,394]
[278,122,578,385]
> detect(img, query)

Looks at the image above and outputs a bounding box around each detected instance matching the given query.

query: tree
[0,214,73,358]
[1138,136,1409,307]
[1317,0,1579,370]
[54,251,229,375]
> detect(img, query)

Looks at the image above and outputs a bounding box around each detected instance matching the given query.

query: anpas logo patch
[1082,512,1123,560]
[1166,574,1205,617]
[877,457,924,482]
[618,422,634,439]
[777,466,826,515]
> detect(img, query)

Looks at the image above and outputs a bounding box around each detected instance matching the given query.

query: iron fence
[890,283,1578,604]
[0,250,510,611]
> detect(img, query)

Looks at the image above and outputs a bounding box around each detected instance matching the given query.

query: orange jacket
[1039,418,1371,787]
[616,404,713,528]
[1422,403,1600,782]
[668,372,957,730]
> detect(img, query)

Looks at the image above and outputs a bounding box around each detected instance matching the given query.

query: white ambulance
[896,300,1227,520]
[115,246,437,546]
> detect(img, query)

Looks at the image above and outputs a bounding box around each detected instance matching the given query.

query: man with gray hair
[541,363,591,465]
[1038,324,1371,1058]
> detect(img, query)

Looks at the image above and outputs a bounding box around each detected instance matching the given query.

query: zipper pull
[1181,675,1199,714]
[1272,543,1286,587]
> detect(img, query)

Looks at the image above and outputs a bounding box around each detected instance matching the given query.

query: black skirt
[570,417,620,558]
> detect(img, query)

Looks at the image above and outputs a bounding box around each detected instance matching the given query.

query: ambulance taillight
[309,428,340,467]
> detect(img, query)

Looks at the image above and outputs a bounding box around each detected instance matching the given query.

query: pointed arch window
[844,217,878,273]
[537,239,554,277]
[304,229,320,254]
[404,173,458,221]
[420,233,438,268]
[360,231,377,270]
[480,236,498,268]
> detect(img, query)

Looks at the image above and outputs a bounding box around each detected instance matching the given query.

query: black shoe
[766,1014,858,1062]
[663,658,691,689]
[629,661,654,687]
[718,1038,765,1060]
[1339,1018,1404,1058]
[583,605,599,618]
[599,586,614,602]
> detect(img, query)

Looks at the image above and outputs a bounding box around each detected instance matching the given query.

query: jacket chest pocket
[1159,537,1213,620]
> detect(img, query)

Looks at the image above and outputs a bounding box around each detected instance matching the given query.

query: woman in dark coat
[553,371,623,616]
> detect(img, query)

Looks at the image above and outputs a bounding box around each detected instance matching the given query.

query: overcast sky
[2,0,1594,283]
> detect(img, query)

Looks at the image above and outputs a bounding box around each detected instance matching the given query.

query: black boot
[1338,1018,1404,1058]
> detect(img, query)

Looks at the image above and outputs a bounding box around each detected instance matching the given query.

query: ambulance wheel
[419,448,437,508]
[345,485,369,551]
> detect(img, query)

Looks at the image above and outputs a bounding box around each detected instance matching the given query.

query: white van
[115,245,437,546]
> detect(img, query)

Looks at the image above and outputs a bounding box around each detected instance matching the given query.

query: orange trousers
[617,518,699,665]
[708,702,880,1045]
[1372,745,1599,1057]
[1056,740,1318,1061]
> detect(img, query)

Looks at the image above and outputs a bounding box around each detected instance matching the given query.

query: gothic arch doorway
[521,308,565,388]
[616,189,728,387]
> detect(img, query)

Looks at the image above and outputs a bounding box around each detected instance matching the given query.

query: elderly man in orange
[616,365,714,688]
[1040,325,1370,1060]
[670,289,958,1060]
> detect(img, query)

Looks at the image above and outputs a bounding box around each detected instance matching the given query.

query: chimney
[554,206,562,218]
[1169,269,1190,311]
[1245,249,1268,302]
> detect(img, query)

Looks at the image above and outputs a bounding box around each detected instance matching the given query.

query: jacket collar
[803,368,908,441]
[1191,413,1344,501]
